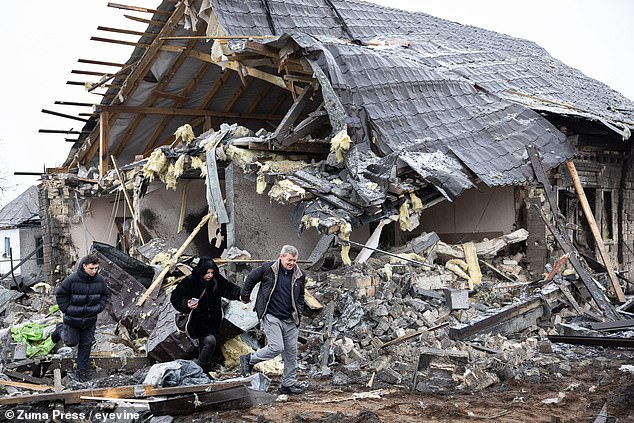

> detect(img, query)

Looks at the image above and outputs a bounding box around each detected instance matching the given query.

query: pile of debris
[0,227,632,418]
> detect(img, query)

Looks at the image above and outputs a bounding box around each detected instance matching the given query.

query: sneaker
[57,346,73,356]
[279,384,305,395]
[239,353,254,377]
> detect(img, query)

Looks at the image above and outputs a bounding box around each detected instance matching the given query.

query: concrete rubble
[0,225,631,420]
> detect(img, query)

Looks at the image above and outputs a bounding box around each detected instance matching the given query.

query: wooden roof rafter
[138,62,214,155]
[110,24,210,160]
[71,2,185,169]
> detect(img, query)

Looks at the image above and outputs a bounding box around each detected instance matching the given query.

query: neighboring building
[0,185,44,285]
[38,1,634,294]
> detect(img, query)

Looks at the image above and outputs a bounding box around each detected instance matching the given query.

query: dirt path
[204,351,634,423]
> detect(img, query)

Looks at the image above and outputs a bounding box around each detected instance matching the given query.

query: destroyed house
[0,186,44,287]
[39,0,634,298]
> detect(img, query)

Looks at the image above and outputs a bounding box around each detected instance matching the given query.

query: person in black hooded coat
[170,257,241,372]
[54,254,110,381]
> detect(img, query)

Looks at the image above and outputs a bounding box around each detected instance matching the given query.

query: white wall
[18,226,42,278]
[68,179,217,260]
[0,228,20,275]
[418,185,516,243]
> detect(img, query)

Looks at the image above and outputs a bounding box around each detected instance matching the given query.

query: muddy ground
[189,345,633,423]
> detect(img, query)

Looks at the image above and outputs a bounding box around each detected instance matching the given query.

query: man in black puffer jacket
[53,254,109,382]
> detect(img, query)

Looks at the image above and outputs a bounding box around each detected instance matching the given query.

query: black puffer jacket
[170,259,241,339]
[56,257,110,330]
[241,260,305,326]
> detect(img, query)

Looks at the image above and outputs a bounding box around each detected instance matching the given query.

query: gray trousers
[250,314,299,387]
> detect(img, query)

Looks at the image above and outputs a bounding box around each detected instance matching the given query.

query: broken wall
[137,179,217,257]
[558,136,634,278]
[417,185,516,243]
[40,176,76,284]
[225,164,323,260]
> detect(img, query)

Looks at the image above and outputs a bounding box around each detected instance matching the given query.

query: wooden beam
[55,101,95,107]
[160,35,276,40]
[90,36,150,48]
[0,379,54,391]
[153,90,189,102]
[136,212,211,305]
[4,370,52,386]
[107,2,172,15]
[71,69,113,76]
[73,3,185,169]
[41,109,89,123]
[97,26,148,37]
[272,83,315,146]
[111,155,145,244]
[99,111,109,177]
[138,60,212,154]
[78,58,127,67]
[112,26,208,158]
[221,59,295,93]
[0,381,247,406]
[94,104,282,120]
[124,14,166,26]
[39,129,87,134]
[527,145,620,320]
[566,160,626,303]
[66,80,119,89]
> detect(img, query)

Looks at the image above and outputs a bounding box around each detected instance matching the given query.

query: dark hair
[83,254,100,265]
[191,257,220,282]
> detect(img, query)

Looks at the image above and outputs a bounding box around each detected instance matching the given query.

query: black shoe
[51,322,63,343]
[279,384,304,395]
[239,353,253,377]
[76,370,90,383]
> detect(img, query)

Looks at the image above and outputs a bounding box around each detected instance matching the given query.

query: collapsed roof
[55,0,634,234]
[0,186,40,228]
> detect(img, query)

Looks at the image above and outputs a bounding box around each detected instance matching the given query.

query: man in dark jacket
[239,245,306,394]
[53,254,109,382]
[170,257,241,372]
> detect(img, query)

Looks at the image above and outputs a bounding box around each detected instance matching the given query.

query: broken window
[602,190,614,241]
[35,237,44,265]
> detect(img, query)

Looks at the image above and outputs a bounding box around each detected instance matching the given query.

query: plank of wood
[4,370,52,386]
[80,396,151,403]
[589,319,634,331]
[136,212,211,305]
[566,160,626,303]
[527,145,620,321]
[111,155,145,244]
[304,289,323,310]
[0,379,54,391]
[0,381,248,406]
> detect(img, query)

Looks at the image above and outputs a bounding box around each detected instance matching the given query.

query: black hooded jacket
[170,258,241,339]
[56,257,110,330]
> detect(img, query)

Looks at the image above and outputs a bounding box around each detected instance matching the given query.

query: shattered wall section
[225,164,322,259]
[417,185,516,244]
[39,177,76,284]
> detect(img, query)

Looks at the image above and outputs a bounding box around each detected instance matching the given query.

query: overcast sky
[0,0,632,207]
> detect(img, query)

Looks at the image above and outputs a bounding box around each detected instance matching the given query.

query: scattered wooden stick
[0,379,55,391]
[111,155,145,244]
[136,213,211,305]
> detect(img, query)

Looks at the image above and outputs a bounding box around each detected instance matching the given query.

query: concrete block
[444,289,469,310]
